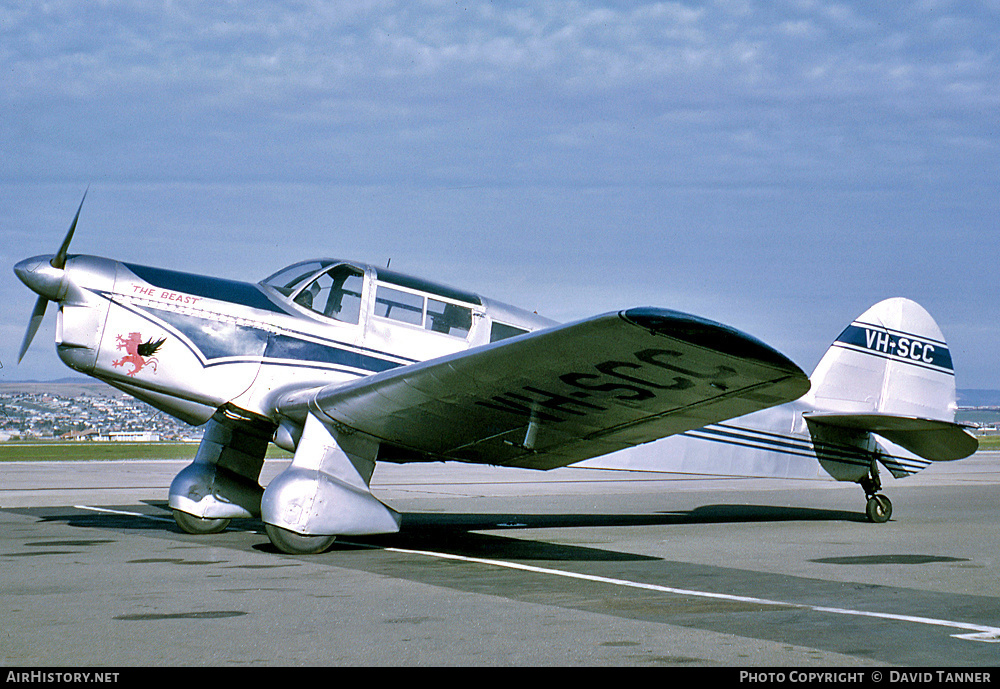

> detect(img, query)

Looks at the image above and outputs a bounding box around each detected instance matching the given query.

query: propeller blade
[52,187,88,270]
[17,295,49,364]
[19,188,88,362]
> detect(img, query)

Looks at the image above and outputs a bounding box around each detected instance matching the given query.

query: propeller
[16,189,88,363]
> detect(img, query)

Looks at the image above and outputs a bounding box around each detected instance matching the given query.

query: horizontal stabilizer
[803,412,978,462]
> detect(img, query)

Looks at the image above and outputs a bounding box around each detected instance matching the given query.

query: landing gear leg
[261,413,401,554]
[860,458,892,523]
[168,405,275,529]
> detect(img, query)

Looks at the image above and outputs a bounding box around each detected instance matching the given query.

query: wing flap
[279,308,810,469]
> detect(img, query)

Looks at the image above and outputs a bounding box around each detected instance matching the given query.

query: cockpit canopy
[261,259,478,338]
[263,260,365,324]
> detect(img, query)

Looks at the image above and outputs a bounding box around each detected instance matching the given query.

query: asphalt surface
[2,451,999,667]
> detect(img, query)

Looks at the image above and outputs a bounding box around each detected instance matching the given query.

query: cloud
[3,1,996,189]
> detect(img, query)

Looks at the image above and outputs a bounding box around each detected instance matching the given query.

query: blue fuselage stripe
[263,334,402,373]
[683,423,929,474]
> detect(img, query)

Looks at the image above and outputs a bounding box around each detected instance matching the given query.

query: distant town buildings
[0,388,200,442]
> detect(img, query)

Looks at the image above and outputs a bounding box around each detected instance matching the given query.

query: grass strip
[0,442,292,462]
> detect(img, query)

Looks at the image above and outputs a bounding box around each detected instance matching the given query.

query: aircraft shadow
[10,501,865,563]
[395,503,868,532]
[347,504,866,560]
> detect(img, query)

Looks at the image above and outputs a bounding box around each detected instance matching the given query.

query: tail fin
[803,298,976,474]
[807,298,957,419]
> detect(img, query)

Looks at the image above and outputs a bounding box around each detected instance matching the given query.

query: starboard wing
[276,308,811,470]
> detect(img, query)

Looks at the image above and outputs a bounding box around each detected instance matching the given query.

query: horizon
[4,375,999,406]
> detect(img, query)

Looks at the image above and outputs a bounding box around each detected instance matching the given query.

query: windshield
[261,260,334,296]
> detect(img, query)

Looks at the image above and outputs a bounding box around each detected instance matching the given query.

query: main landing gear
[172,508,336,553]
[167,407,399,555]
[860,459,892,523]
[173,510,231,535]
[264,524,336,555]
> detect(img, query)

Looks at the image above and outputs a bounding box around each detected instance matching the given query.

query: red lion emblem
[112,332,165,377]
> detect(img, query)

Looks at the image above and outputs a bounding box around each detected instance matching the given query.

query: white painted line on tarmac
[373,543,1000,643]
[75,504,175,523]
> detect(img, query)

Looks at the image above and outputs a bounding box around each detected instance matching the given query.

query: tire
[265,523,336,555]
[173,509,231,534]
[865,494,892,523]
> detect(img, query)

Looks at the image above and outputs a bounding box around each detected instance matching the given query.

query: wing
[276,308,810,470]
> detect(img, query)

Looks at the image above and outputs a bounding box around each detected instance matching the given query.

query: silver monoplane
[14,193,976,553]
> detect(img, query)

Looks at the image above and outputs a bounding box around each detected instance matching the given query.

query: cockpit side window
[374,285,424,326]
[490,322,529,342]
[373,283,474,338]
[427,298,472,337]
[293,265,365,324]
[263,261,331,296]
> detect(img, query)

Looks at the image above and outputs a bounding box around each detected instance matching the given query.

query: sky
[2,0,998,390]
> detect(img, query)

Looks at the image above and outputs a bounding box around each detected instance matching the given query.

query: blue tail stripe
[835,323,953,372]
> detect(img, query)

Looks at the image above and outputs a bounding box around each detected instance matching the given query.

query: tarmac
[2,451,999,667]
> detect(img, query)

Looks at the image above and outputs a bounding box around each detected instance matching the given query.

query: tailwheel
[265,523,336,555]
[865,494,893,523]
[173,509,231,534]
[860,456,891,523]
